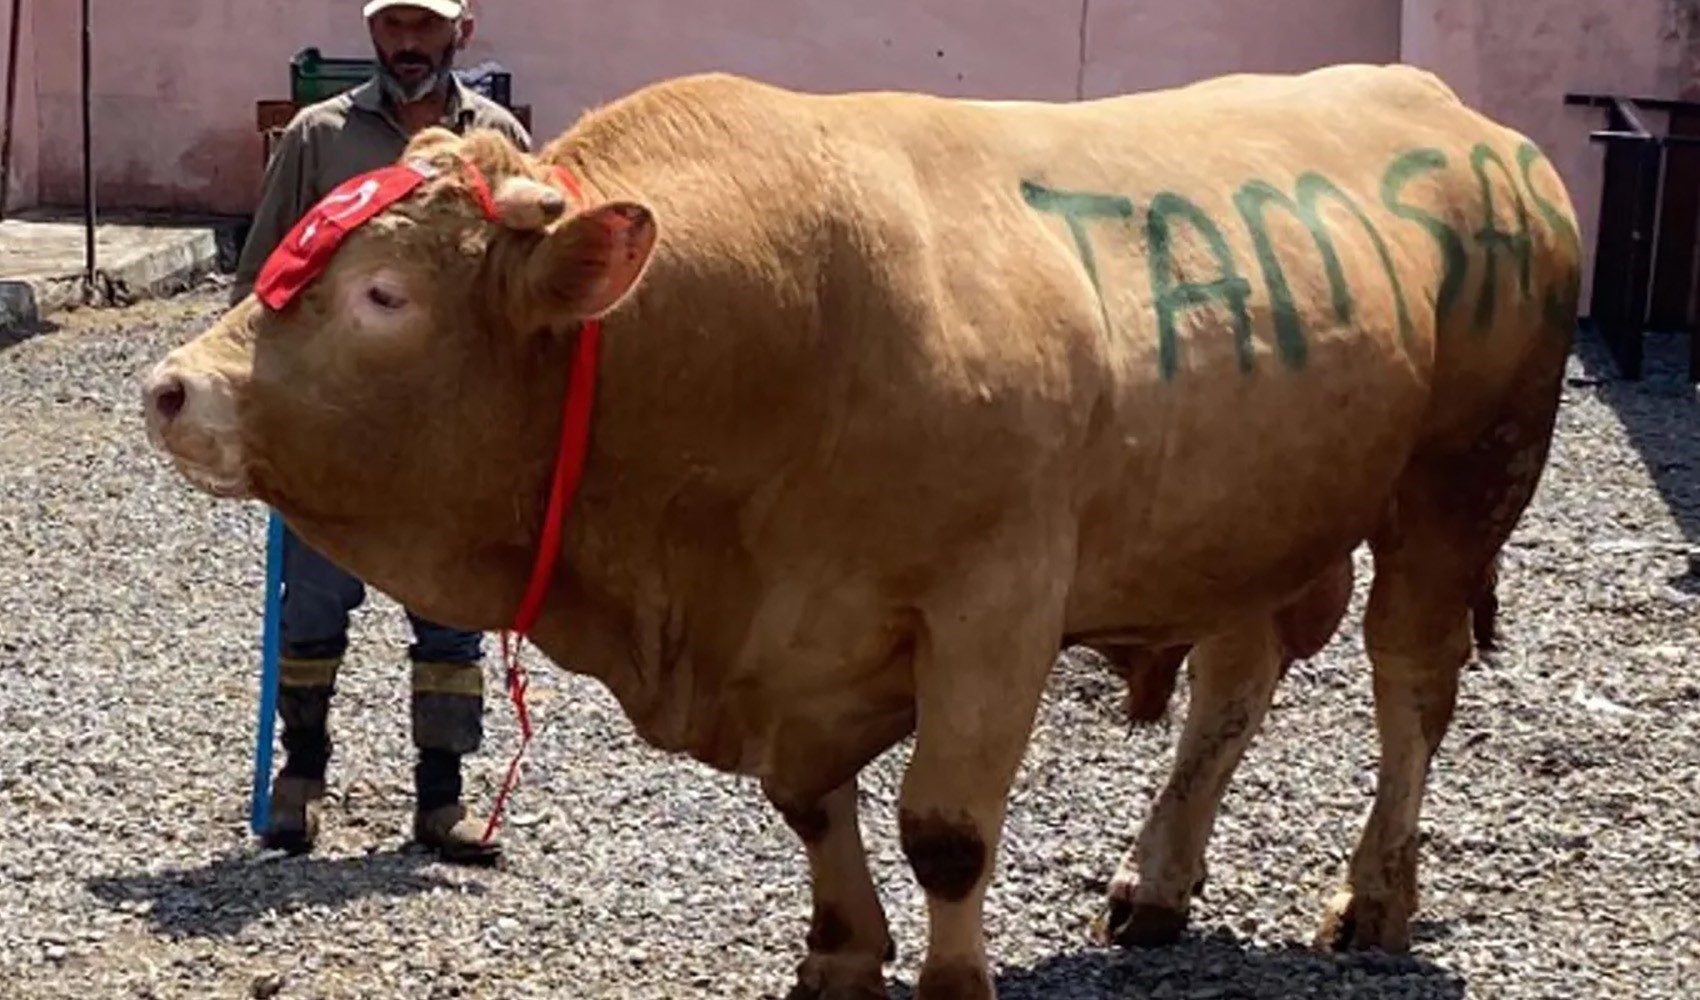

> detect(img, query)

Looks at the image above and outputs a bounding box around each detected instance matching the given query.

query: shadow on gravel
[1571,325,1700,593]
[0,317,62,354]
[888,930,1465,1000]
[82,846,480,940]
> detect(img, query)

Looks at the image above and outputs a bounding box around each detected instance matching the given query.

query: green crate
[289,47,377,106]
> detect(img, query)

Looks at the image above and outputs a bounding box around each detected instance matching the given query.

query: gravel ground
[2,285,1698,1000]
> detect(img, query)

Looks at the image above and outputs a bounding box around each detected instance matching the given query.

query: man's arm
[230,120,316,306]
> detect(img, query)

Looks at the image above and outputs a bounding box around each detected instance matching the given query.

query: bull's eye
[366,285,406,311]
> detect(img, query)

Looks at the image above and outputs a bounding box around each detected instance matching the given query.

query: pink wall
[32,2,347,214]
[16,0,1403,216]
[6,0,1690,311]
[1401,0,1700,303]
[1083,0,1401,96]
[0,0,39,213]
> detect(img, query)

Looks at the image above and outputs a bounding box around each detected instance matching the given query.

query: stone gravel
[2,286,1698,999]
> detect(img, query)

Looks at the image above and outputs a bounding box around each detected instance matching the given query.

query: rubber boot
[410,660,502,866]
[260,656,338,854]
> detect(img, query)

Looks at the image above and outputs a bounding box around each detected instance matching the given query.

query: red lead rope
[480,164,602,845]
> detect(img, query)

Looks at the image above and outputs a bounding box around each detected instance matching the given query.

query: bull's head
[141,127,658,628]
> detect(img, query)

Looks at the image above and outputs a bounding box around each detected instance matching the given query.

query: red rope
[480,164,602,846]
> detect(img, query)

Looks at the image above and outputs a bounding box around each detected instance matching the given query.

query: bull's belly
[1064,517,1371,649]
[1062,362,1426,641]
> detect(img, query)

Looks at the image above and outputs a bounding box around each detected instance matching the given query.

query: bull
[143,62,1581,999]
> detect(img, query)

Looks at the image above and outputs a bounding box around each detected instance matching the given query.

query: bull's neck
[513,576,694,756]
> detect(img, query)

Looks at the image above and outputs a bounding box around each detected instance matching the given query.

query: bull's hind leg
[1316,540,1476,953]
[1093,557,1353,948]
[1094,616,1285,948]
[1088,557,1353,952]
[1318,361,1564,953]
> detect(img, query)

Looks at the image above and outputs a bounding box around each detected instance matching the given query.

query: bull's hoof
[1092,889,1189,949]
[1112,901,1189,949]
[784,983,888,1000]
[1315,889,1412,954]
[916,961,994,1000]
[786,956,890,1000]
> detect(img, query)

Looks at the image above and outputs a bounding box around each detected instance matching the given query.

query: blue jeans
[280,526,484,664]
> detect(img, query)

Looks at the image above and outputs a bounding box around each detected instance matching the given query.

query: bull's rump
[823,63,1579,633]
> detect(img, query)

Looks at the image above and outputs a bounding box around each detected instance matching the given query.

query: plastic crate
[463,69,512,107]
[289,48,377,106]
[290,47,515,108]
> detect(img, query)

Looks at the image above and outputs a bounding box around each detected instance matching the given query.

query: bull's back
[570,67,1578,640]
[821,65,1581,635]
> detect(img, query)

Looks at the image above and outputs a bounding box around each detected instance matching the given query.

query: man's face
[369,7,462,102]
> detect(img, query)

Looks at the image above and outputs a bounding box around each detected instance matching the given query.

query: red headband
[253,156,575,311]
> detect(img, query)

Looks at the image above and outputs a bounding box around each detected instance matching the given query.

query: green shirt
[231,74,532,304]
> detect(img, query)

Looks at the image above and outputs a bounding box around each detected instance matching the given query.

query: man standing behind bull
[229,0,531,865]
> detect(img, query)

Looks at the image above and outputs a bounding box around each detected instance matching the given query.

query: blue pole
[249,509,285,836]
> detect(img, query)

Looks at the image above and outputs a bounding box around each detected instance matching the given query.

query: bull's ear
[523,202,658,320]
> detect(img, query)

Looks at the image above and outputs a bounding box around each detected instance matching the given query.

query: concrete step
[0,208,247,335]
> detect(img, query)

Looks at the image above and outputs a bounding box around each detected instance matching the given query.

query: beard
[376,47,456,104]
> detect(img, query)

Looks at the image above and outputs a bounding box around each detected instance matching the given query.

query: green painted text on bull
[1018,180,1135,336]
[1144,193,1254,381]
[1468,144,1535,332]
[1236,172,1417,363]
[1516,141,1584,329]
[1022,141,1573,381]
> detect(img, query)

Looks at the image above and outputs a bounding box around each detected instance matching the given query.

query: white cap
[363,0,466,19]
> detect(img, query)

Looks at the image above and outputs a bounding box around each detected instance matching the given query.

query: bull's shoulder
[596,70,795,119]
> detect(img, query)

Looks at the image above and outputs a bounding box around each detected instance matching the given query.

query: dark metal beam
[81,0,94,292]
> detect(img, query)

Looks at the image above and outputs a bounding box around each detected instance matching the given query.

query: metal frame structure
[1566,92,1700,382]
[81,0,93,289]
[1,0,24,221]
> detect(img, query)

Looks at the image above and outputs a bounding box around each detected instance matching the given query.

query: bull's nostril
[152,377,187,422]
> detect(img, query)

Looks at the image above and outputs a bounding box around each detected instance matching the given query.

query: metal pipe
[1613,96,1654,139]
[81,0,93,291]
[1,0,25,221]
[250,511,285,837]
[1568,92,1700,115]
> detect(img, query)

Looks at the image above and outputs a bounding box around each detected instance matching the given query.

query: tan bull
[142,62,1581,1000]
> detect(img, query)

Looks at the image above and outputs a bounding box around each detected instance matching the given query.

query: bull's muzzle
[141,360,251,499]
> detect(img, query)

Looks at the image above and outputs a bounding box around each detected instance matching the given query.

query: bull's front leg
[766,778,894,1000]
[897,611,1059,1000]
